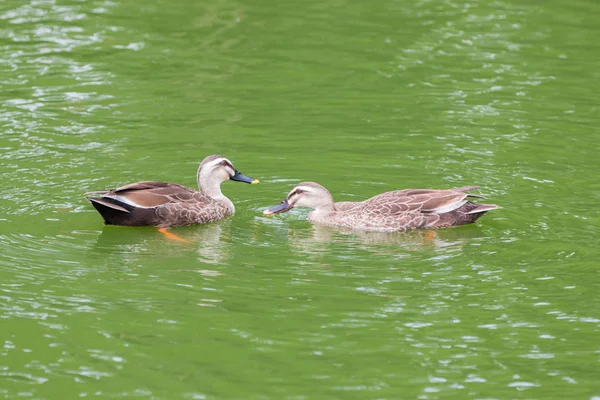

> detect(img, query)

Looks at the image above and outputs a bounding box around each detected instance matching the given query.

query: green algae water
[2,0,600,398]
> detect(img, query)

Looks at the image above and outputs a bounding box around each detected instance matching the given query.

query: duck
[263,182,500,231]
[86,155,259,230]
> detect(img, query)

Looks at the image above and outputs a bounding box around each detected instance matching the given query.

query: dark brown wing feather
[106,181,198,207]
[112,181,188,192]
[119,190,171,207]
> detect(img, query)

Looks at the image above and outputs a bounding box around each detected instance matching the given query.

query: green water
[2,0,600,398]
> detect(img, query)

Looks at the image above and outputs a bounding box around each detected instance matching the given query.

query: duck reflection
[285,223,488,256]
[90,220,231,265]
[193,222,231,265]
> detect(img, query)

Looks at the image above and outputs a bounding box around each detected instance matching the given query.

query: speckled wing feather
[364,190,467,210]
[153,190,231,228]
[332,189,473,231]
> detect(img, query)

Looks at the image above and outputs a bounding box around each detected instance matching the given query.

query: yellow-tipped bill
[231,170,259,184]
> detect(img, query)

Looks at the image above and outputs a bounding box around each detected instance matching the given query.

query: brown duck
[264,182,500,231]
[86,155,259,229]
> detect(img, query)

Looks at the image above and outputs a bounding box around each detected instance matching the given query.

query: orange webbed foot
[158,228,192,244]
[424,230,436,242]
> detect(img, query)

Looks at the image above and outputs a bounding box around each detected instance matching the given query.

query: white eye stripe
[289,186,311,197]
[205,158,225,168]
[207,158,234,171]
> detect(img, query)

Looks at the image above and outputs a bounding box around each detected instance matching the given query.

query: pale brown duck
[86,155,259,228]
[264,182,500,231]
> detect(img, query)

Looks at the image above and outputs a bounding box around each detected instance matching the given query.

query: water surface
[1,0,600,398]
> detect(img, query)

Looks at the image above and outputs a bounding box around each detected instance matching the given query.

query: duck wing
[86,181,225,227]
[88,181,202,209]
[363,189,472,215]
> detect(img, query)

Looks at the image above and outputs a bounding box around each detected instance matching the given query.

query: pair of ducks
[87,155,501,233]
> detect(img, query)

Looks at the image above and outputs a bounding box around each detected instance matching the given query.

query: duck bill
[263,199,293,215]
[231,170,260,184]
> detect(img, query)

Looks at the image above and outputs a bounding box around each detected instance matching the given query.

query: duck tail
[86,197,132,225]
[452,185,486,199]
[464,203,502,215]
[86,197,132,213]
[86,196,158,226]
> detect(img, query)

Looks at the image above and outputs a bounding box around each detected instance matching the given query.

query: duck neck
[197,167,234,212]
[307,197,336,223]
[308,206,336,223]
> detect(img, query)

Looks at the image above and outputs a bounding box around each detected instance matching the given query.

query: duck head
[264,182,335,215]
[197,155,259,187]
